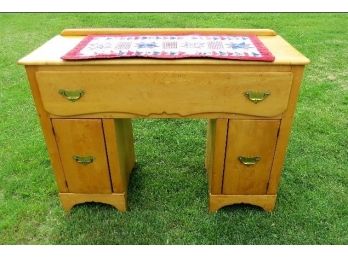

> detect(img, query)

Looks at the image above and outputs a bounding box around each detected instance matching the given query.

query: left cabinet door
[52,119,112,194]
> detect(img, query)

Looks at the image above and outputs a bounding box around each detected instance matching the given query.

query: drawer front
[36,71,293,117]
[52,119,112,193]
[222,119,280,195]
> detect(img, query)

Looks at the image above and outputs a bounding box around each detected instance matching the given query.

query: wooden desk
[18,28,309,212]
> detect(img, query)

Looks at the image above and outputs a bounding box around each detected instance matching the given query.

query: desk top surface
[18,28,310,66]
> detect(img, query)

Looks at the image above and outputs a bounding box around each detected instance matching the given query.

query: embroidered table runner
[62,34,275,61]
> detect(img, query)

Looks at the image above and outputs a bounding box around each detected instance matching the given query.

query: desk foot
[209,193,277,212]
[59,193,127,212]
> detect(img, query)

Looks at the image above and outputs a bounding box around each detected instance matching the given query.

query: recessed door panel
[52,119,112,193]
[223,119,280,195]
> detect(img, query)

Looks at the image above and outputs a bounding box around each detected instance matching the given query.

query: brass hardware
[73,155,95,165]
[238,156,261,166]
[58,89,85,102]
[244,91,270,104]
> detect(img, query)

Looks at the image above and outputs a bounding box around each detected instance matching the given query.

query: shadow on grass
[218,203,270,214]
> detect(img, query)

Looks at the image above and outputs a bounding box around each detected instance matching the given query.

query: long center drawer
[36,71,293,117]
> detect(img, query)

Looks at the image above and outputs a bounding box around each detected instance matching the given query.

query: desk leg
[209,194,277,212]
[60,193,128,212]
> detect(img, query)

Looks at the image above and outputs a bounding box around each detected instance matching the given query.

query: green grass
[0,13,347,244]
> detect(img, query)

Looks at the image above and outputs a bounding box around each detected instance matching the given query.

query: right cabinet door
[223,119,280,195]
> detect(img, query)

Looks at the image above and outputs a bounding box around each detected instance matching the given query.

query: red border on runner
[61,34,275,62]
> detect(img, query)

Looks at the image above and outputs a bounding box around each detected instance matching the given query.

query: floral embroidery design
[62,34,275,62]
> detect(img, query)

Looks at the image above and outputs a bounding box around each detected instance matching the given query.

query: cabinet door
[52,119,112,193]
[223,120,280,195]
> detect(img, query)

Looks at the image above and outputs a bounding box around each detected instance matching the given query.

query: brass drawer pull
[238,156,261,166]
[58,89,85,102]
[244,91,270,104]
[73,155,95,165]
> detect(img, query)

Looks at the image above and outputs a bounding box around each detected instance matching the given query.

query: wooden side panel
[121,119,136,175]
[208,119,229,194]
[103,119,135,193]
[52,119,112,193]
[205,120,213,170]
[206,120,214,187]
[223,120,280,195]
[267,66,306,194]
[24,66,68,192]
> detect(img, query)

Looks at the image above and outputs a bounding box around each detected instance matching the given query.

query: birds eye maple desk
[18,28,309,213]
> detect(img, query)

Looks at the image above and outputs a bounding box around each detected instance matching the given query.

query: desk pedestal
[54,117,281,212]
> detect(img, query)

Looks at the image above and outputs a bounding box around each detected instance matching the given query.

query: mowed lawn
[0,13,347,244]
